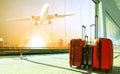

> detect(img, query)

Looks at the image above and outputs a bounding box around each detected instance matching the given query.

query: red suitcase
[69,39,85,67]
[92,38,113,71]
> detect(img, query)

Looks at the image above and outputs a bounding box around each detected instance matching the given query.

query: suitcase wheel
[76,66,81,69]
[70,65,72,67]
[105,70,109,73]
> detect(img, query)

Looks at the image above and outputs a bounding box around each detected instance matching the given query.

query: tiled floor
[0,53,119,74]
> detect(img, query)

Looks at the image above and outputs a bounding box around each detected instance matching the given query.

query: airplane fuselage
[8,3,74,26]
[31,3,49,26]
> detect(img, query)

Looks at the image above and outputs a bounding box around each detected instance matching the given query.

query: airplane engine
[48,20,51,24]
[31,16,35,20]
[54,13,58,18]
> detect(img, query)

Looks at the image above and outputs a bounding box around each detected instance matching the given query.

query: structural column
[99,1,107,37]
[93,0,107,38]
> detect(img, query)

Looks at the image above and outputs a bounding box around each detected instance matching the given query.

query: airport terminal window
[106,14,120,51]
[0,0,94,49]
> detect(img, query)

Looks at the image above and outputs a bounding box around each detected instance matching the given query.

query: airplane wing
[6,17,31,21]
[54,14,75,18]
[47,14,74,20]
[46,13,74,24]
[7,16,41,21]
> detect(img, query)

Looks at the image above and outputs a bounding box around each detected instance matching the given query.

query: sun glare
[20,28,50,48]
[29,35,45,48]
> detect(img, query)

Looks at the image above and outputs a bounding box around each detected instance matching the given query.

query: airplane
[8,3,74,26]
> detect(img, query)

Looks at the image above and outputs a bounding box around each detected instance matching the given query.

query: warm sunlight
[27,35,45,48]
[24,35,46,48]
[19,27,50,48]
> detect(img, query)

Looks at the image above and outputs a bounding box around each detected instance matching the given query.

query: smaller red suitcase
[92,38,113,72]
[69,39,85,67]
[82,35,93,68]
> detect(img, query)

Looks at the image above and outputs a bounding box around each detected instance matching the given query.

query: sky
[0,0,95,47]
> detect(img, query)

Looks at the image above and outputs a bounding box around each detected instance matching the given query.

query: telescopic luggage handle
[82,25,86,28]
[85,35,88,45]
[90,24,95,45]
[82,25,86,40]
[90,24,94,27]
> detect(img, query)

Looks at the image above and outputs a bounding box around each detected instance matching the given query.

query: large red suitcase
[69,39,85,67]
[92,38,113,71]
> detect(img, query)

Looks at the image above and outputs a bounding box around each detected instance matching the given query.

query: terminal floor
[0,53,120,74]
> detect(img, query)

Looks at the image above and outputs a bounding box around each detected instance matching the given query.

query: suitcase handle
[90,24,95,45]
[85,35,88,45]
[82,25,86,40]
[82,25,86,28]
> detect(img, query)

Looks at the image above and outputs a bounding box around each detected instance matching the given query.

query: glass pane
[0,0,94,49]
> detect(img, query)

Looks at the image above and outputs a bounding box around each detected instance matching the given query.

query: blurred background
[0,0,120,52]
[0,0,95,49]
